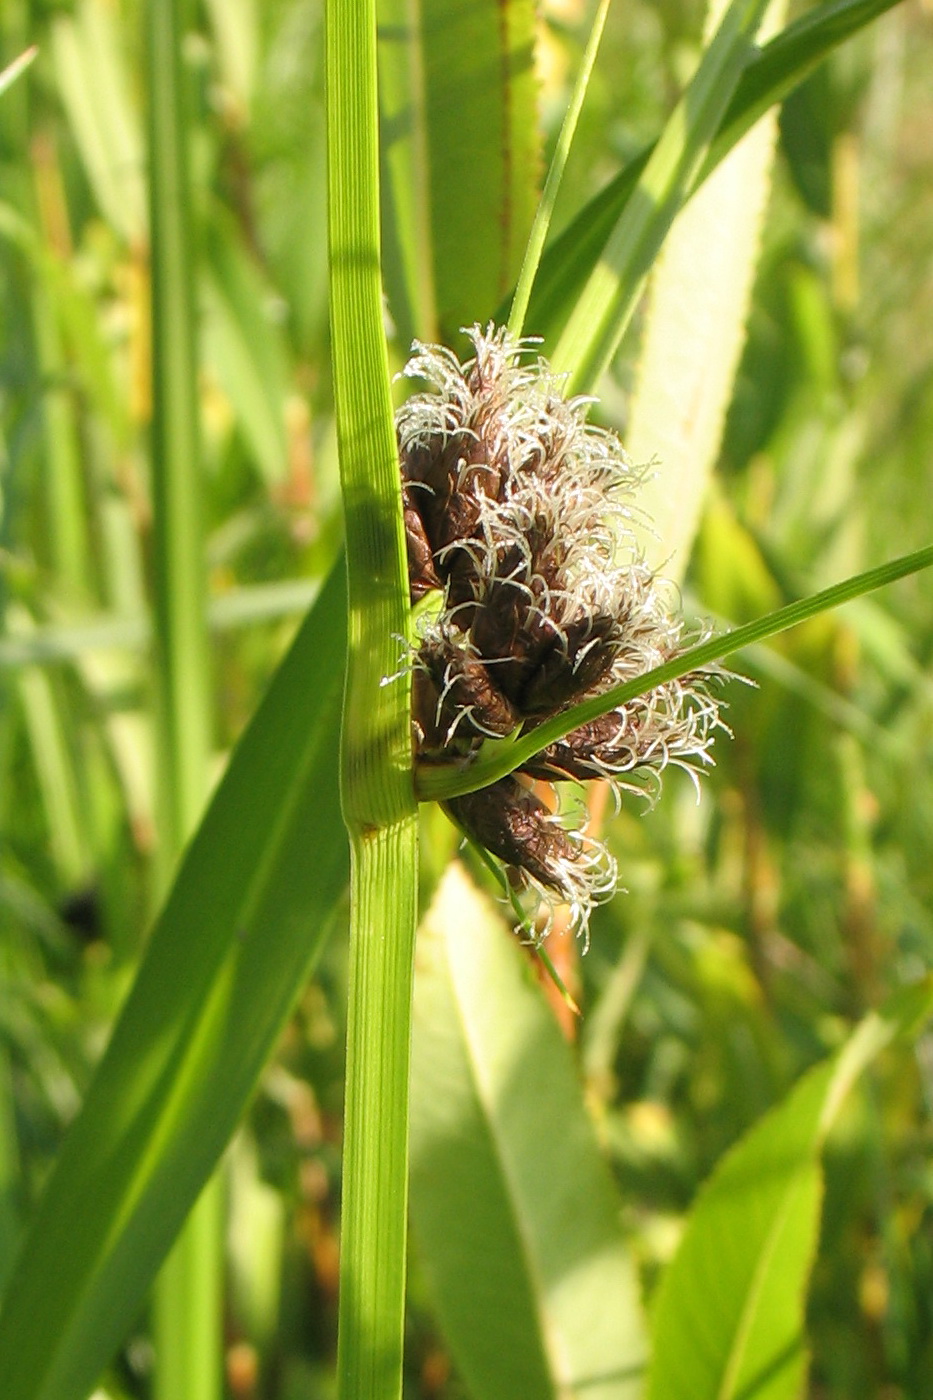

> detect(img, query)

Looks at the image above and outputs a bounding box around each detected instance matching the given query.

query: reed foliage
[0,3,932,1398]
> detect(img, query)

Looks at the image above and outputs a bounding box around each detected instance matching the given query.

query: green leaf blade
[418,0,540,343]
[0,569,349,1400]
[410,864,647,1400]
[508,0,612,339]
[201,213,291,488]
[646,979,933,1400]
[50,1,145,244]
[417,541,933,803]
[527,0,904,357]
[0,46,36,98]
[647,1067,828,1400]
[552,0,771,391]
[625,0,787,577]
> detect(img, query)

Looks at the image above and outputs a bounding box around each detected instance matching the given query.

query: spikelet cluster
[397,324,725,934]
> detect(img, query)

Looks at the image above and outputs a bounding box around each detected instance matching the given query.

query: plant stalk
[327,0,418,1397]
[146,0,223,1397]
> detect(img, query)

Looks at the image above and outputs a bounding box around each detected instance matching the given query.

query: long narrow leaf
[507,0,612,339]
[378,0,438,345]
[7,609,89,888]
[0,567,349,1400]
[50,0,145,244]
[146,0,222,1387]
[147,0,212,861]
[0,579,322,668]
[201,212,290,487]
[525,0,904,351]
[417,542,933,801]
[646,978,933,1400]
[552,0,771,390]
[410,863,646,1400]
[0,46,36,97]
[626,0,786,575]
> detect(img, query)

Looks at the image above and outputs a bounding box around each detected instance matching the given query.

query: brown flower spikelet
[397,324,726,935]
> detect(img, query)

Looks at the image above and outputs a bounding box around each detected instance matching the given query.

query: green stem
[152,1182,225,1400]
[417,542,933,802]
[338,824,418,1399]
[31,281,91,600]
[326,0,418,1397]
[147,0,212,855]
[146,0,223,1396]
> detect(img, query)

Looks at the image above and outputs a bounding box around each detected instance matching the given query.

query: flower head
[398,324,727,937]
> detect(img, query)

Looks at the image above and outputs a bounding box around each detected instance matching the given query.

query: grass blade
[0,579,323,669]
[418,542,933,801]
[0,45,36,97]
[507,0,612,340]
[626,0,786,576]
[526,0,904,352]
[646,978,933,1400]
[146,0,212,864]
[50,0,145,244]
[410,863,646,1400]
[30,279,91,599]
[6,607,89,889]
[378,0,438,345]
[551,0,770,390]
[380,0,540,344]
[201,211,290,487]
[0,566,349,1400]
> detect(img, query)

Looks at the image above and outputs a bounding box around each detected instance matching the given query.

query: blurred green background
[1,1,932,1396]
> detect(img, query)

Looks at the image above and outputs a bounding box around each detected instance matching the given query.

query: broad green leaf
[646,978,933,1400]
[379,0,540,345]
[526,0,905,353]
[627,0,787,577]
[0,565,349,1400]
[410,863,647,1400]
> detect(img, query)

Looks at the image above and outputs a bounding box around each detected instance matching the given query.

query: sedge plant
[0,2,931,1399]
